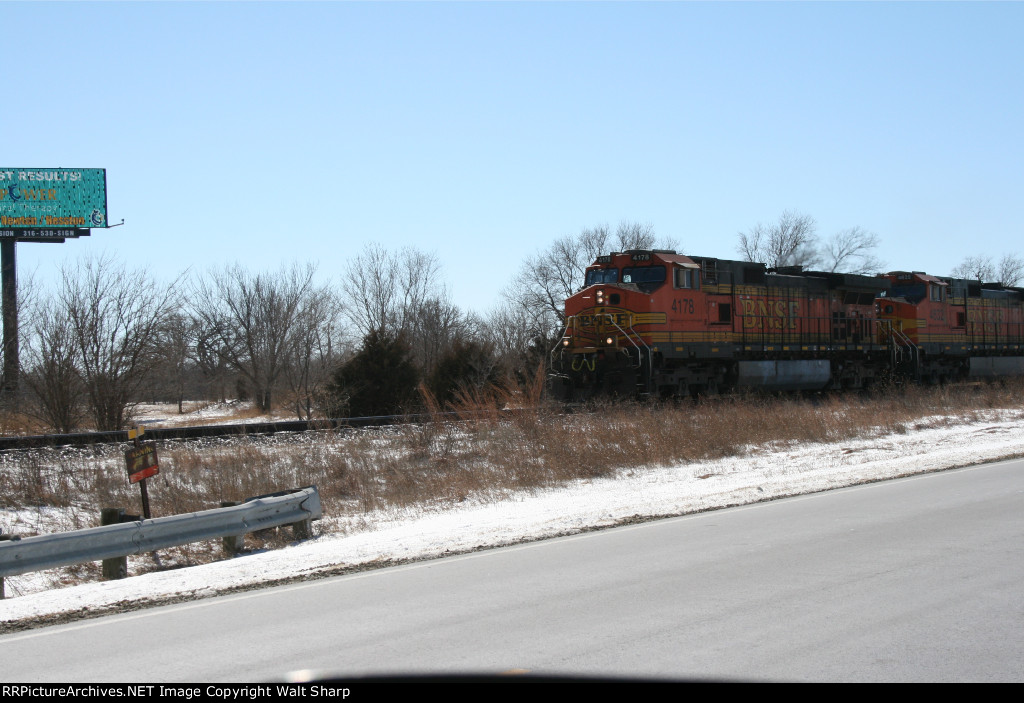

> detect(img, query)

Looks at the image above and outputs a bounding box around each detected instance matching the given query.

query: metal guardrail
[0,486,322,583]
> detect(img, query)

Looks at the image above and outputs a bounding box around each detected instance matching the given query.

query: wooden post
[292,517,312,541]
[100,508,127,579]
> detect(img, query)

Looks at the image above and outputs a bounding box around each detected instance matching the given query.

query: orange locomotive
[877,271,1024,382]
[549,250,1024,400]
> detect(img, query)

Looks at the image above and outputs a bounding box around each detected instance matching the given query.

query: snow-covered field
[2,409,1024,629]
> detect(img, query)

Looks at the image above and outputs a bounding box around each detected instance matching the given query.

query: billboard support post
[1,239,16,396]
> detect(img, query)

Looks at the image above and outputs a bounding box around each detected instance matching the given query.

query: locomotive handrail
[737,311,886,348]
[880,320,920,377]
[599,312,646,363]
[552,312,650,364]
[598,312,653,390]
[551,313,654,392]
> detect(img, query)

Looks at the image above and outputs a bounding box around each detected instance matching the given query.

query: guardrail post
[291,517,312,540]
[0,530,16,598]
[100,508,128,580]
[220,501,243,554]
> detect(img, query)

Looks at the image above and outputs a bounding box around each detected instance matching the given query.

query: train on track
[548,250,1024,400]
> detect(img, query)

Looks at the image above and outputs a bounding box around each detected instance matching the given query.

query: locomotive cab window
[674,268,700,290]
[585,268,619,286]
[621,266,667,293]
[929,285,944,302]
[890,283,925,303]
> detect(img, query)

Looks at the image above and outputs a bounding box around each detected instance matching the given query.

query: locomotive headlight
[562,338,570,347]
[605,336,614,346]
[596,289,605,302]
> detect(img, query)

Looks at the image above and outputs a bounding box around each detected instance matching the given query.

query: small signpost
[125,425,157,519]
[126,443,159,483]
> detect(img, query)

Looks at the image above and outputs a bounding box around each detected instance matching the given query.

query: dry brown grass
[0,409,49,437]
[3,379,1023,519]
[1,378,1022,589]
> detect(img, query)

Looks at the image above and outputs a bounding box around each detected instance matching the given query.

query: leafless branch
[822,226,884,274]
[738,210,819,269]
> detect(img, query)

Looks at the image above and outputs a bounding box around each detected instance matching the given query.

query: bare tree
[738,210,819,269]
[60,255,179,431]
[951,253,1024,286]
[997,253,1024,287]
[481,298,553,384]
[21,298,86,433]
[394,248,442,335]
[341,244,445,340]
[282,286,345,420]
[405,296,473,378]
[615,221,663,251]
[340,243,397,338]
[151,313,199,414]
[508,221,676,328]
[339,243,477,382]
[190,263,318,412]
[821,226,884,274]
[192,318,233,403]
[951,255,993,282]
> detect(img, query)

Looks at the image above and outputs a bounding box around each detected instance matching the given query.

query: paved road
[3,458,1023,682]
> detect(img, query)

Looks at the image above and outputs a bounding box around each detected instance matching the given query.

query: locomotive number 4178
[672,298,695,315]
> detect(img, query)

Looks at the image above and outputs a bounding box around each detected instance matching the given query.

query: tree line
[737,209,1023,285]
[4,216,1019,432]
[9,249,541,433]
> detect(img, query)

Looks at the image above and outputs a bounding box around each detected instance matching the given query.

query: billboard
[0,168,107,228]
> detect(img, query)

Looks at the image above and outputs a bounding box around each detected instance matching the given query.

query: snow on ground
[131,401,292,428]
[2,410,1024,627]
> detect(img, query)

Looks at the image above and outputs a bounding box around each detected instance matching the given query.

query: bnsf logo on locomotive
[967,308,1005,323]
[740,299,800,330]
[577,308,633,328]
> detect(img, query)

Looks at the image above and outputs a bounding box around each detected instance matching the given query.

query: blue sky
[5,1,1023,314]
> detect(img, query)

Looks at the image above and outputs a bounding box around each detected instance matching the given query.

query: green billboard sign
[0,168,107,228]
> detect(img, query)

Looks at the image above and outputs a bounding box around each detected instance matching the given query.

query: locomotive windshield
[621,265,666,293]
[585,268,619,286]
[888,283,926,303]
